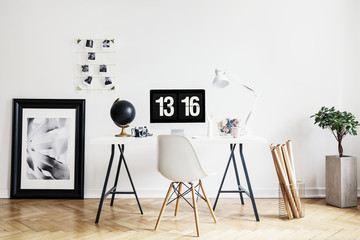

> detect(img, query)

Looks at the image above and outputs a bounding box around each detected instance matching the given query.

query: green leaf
[311,106,359,139]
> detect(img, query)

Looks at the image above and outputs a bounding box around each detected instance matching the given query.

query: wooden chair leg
[174,182,182,216]
[199,180,217,223]
[191,183,200,237]
[155,182,174,230]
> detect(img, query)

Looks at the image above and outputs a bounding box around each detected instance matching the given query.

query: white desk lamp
[212,68,258,135]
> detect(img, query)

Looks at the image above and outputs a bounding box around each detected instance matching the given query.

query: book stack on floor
[270,140,304,219]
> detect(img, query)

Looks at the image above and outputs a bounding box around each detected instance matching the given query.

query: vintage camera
[131,126,152,138]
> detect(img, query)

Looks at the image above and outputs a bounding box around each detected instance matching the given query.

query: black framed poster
[150,89,205,123]
[11,99,85,199]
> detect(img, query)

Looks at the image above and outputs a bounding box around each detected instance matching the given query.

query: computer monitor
[150,89,205,135]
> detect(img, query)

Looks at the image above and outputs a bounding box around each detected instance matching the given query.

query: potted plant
[311,106,359,207]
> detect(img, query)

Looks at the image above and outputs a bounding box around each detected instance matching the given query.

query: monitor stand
[171,129,185,135]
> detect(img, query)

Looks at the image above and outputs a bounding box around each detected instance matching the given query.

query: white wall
[0,0,359,198]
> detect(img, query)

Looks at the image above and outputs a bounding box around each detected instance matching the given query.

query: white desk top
[91,135,267,145]
[190,135,267,144]
[91,135,157,144]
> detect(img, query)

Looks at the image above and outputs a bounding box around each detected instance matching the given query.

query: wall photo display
[11,99,85,199]
[75,38,116,91]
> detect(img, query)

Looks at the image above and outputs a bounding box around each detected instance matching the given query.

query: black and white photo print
[26,118,71,180]
[83,76,92,85]
[86,39,93,48]
[81,65,89,72]
[88,52,95,60]
[103,39,111,48]
[104,77,112,85]
[99,65,107,73]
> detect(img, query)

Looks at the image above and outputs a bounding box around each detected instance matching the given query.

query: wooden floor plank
[0,198,360,239]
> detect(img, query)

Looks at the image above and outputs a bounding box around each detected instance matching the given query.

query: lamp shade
[212,68,230,88]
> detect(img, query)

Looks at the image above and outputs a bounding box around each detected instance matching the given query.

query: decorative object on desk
[206,113,215,137]
[311,106,359,208]
[231,126,243,138]
[218,118,240,136]
[110,98,136,137]
[11,99,85,199]
[131,126,153,138]
[269,141,303,219]
[212,68,258,135]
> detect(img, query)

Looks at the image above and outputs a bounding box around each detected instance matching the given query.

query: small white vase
[231,127,241,138]
[207,114,214,138]
[231,127,248,138]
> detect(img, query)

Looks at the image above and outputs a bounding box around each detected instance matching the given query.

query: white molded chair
[154,135,217,237]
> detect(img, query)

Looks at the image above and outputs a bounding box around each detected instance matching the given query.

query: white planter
[326,155,357,208]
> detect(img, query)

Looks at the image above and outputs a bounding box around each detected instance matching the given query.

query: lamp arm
[244,94,258,127]
[225,71,258,127]
[241,83,256,93]
[226,71,256,93]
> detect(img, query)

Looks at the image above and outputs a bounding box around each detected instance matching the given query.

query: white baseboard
[84,187,329,199]
[84,188,278,199]
[0,187,350,199]
[0,188,9,198]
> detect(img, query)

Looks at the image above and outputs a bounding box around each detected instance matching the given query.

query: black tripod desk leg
[213,145,234,211]
[231,144,245,205]
[239,144,260,221]
[110,144,124,207]
[118,144,143,214]
[95,144,115,223]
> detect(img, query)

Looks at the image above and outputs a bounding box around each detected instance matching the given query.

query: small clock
[150,89,205,123]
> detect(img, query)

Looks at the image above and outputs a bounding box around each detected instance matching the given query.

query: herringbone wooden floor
[0,198,360,239]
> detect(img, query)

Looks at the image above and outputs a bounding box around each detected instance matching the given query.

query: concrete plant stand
[326,155,357,208]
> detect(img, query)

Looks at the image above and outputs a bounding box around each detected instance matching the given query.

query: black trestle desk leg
[118,144,143,214]
[231,144,245,205]
[95,144,115,223]
[239,143,260,221]
[213,144,235,211]
[110,145,123,206]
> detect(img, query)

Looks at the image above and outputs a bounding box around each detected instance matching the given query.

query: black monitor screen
[150,89,205,123]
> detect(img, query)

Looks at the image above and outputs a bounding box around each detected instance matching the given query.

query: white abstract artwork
[26,118,71,180]
[20,108,76,190]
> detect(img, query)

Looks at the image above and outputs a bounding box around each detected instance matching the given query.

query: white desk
[92,134,266,223]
